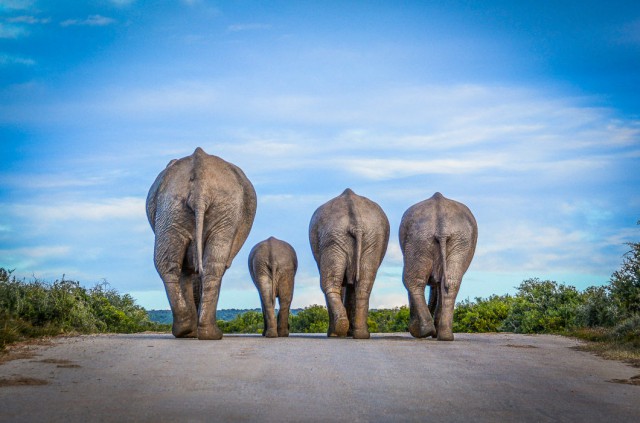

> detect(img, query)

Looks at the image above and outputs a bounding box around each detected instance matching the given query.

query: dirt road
[1,333,638,422]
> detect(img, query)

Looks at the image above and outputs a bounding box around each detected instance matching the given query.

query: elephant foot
[197,324,223,340]
[437,331,454,341]
[277,329,289,337]
[352,328,370,339]
[328,316,349,337]
[172,321,197,338]
[265,328,278,338]
[408,318,436,338]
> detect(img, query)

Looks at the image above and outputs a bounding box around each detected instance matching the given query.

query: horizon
[1,1,639,310]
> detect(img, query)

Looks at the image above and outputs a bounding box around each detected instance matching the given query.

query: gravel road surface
[1,333,638,422]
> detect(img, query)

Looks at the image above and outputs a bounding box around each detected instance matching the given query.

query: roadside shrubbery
[0,268,166,351]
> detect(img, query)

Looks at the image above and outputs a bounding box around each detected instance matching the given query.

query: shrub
[219,310,264,334]
[368,306,409,333]
[453,295,513,333]
[574,286,619,328]
[290,305,329,333]
[0,268,162,350]
[502,279,583,333]
[609,236,640,316]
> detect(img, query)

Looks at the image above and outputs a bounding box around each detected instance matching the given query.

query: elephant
[146,147,257,340]
[399,192,477,341]
[309,188,390,339]
[248,237,298,338]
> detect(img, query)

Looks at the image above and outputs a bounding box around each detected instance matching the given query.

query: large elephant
[309,188,390,339]
[248,237,297,338]
[399,192,477,341]
[146,147,257,340]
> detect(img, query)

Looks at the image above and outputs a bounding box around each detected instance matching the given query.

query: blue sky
[1,0,639,310]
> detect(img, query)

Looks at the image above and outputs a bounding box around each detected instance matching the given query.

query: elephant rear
[146,147,257,340]
[249,237,297,337]
[399,192,477,341]
[309,188,390,338]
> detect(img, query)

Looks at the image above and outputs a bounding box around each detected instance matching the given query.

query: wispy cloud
[0,53,34,66]
[61,15,116,27]
[11,197,145,222]
[109,0,136,6]
[5,15,50,24]
[0,0,34,11]
[0,22,27,38]
[228,23,271,32]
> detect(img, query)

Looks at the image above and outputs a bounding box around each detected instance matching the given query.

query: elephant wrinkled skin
[399,192,477,341]
[248,237,298,337]
[309,189,390,339]
[146,147,257,340]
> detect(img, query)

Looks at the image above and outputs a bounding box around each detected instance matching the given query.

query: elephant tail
[270,262,278,304]
[194,202,206,275]
[349,227,363,284]
[438,236,449,293]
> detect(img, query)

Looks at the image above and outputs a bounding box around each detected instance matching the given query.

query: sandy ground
[0,332,638,422]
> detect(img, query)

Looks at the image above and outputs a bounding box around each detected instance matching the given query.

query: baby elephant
[248,237,298,337]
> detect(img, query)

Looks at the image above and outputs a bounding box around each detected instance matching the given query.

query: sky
[1,0,639,311]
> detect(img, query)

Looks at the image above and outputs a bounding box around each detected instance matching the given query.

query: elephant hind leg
[154,233,197,338]
[343,284,356,337]
[428,283,439,339]
[320,254,349,337]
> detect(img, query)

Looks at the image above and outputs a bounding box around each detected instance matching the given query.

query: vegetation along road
[1,332,638,422]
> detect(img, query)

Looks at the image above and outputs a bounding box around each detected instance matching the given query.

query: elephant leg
[403,254,436,338]
[178,271,200,338]
[437,259,466,341]
[154,233,196,338]
[277,272,294,337]
[351,267,376,339]
[257,274,278,338]
[320,254,349,337]
[343,284,356,336]
[428,282,439,339]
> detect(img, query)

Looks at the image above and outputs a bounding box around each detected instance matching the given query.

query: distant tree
[609,226,640,316]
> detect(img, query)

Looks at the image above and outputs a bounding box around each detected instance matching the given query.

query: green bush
[609,236,640,316]
[453,295,513,333]
[0,268,163,350]
[368,306,410,333]
[611,314,640,347]
[290,305,329,333]
[501,279,584,333]
[574,286,619,328]
[219,310,264,334]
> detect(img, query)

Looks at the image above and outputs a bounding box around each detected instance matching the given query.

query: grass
[570,327,640,367]
[0,268,168,353]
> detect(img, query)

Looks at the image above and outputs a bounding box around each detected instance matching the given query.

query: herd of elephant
[146,148,478,342]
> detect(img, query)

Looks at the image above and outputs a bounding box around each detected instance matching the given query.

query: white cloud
[0,22,27,38]
[228,23,271,32]
[0,0,34,10]
[12,197,145,222]
[336,156,506,180]
[0,245,72,270]
[6,15,50,24]
[0,53,34,66]
[61,15,116,27]
[109,0,136,6]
